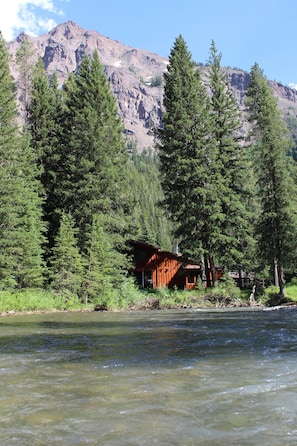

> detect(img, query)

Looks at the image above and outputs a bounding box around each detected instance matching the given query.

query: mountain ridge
[6,21,297,149]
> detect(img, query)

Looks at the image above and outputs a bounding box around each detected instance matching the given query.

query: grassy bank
[1,280,297,315]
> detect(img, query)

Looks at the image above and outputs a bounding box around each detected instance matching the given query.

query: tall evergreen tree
[27,58,63,252]
[84,213,126,303]
[157,35,218,285]
[0,34,46,289]
[15,37,35,119]
[207,41,254,271]
[245,63,297,296]
[50,213,84,297]
[57,50,132,250]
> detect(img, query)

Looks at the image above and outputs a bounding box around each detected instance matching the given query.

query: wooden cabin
[130,240,202,290]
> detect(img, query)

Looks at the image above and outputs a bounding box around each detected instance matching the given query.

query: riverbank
[0,281,296,316]
[0,295,250,317]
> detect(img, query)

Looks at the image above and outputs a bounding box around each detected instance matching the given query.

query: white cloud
[0,0,69,41]
[289,83,297,91]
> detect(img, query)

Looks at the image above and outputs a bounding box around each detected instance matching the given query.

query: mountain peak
[6,21,297,149]
[49,20,89,39]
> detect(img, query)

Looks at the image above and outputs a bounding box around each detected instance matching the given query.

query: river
[0,308,297,445]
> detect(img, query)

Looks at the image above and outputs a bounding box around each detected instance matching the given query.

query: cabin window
[134,270,152,288]
[187,272,196,284]
[144,271,153,288]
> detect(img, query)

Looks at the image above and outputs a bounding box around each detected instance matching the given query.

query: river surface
[0,308,297,445]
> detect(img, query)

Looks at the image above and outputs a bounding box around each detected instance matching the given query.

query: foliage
[127,145,173,250]
[0,289,82,313]
[27,59,63,253]
[115,276,143,308]
[150,75,162,87]
[259,285,285,306]
[206,41,254,270]
[0,33,46,290]
[26,49,135,305]
[57,50,132,249]
[258,280,297,306]
[157,36,254,287]
[283,282,297,302]
[3,33,297,308]
[157,35,214,268]
[284,113,297,159]
[15,37,35,117]
[155,287,207,308]
[245,63,297,296]
[83,213,130,304]
[8,131,47,289]
[205,275,242,307]
[50,213,85,298]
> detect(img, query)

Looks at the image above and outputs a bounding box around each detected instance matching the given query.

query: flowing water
[1,308,297,445]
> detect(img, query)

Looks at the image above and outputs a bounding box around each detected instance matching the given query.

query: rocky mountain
[6,21,297,149]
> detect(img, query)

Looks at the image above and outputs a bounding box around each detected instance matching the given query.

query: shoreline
[0,308,94,317]
[1,301,296,318]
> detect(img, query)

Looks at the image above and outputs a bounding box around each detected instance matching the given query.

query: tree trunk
[204,255,212,288]
[238,264,243,289]
[277,262,285,298]
[274,259,279,288]
[210,255,217,286]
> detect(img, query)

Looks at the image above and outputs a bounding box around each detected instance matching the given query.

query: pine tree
[10,131,47,288]
[27,58,63,252]
[0,33,46,289]
[207,41,254,271]
[57,50,132,249]
[50,213,84,298]
[15,37,35,119]
[157,35,217,285]
[246,63,297,296]
[84,214,120,303]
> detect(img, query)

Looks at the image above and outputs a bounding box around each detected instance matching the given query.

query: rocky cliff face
[6,21,297,149]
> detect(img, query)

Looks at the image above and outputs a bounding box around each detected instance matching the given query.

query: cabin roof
[129,239,200,269]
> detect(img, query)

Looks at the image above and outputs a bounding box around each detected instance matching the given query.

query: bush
[0,288,82,313]
[282,282,297,302]
[150,75,162,87]
[117,277,143,308]
[205,275,241,307]
[288,277,297,286]
[260,285,286,307]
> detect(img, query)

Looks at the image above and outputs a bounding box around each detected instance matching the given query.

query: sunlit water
[1,308,297,445]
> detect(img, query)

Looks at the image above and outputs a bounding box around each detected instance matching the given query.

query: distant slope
[7,21,297,149]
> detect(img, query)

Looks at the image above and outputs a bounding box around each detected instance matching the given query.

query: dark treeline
[0,32,297,304]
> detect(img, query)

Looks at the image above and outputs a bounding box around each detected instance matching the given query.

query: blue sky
[1,0,296,87]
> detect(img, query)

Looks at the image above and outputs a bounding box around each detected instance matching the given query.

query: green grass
[258,282,297,306]
[153,287,208,309]
[284,284,297,302]
[2,280,297,315]
[0,289,83,313]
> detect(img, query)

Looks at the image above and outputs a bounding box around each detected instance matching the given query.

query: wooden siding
[131,241,201,290]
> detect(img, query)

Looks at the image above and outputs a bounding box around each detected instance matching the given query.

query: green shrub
[283,282,297,302]
[150,75,162,87]
[288,277,297,286]
[0,288,83,313]
[260,285,283,306]
[205,275,241,307]
[117,277,143,308]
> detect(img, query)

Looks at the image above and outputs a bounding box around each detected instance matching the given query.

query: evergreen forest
[1,31,297,310]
